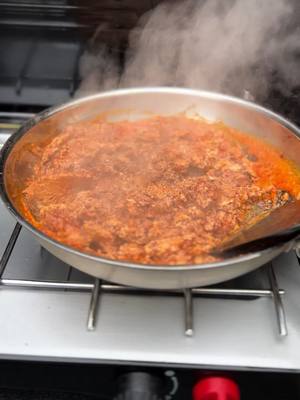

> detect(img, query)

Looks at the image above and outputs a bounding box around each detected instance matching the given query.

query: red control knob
[193,376,240,400]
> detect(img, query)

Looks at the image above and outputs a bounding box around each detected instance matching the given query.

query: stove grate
[0,222,288,337]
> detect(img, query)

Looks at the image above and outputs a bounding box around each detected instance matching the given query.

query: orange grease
[224,124,300,199]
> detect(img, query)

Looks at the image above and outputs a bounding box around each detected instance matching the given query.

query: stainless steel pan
[1,87,300,289]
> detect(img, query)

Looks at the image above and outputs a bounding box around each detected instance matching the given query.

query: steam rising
[77,0,300,100]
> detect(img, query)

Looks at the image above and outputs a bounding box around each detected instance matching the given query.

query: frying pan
[1,87,300,289]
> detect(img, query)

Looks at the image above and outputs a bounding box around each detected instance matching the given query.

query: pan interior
[2,88,300,270]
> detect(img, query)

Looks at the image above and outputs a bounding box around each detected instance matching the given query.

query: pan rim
[0,86,298,272]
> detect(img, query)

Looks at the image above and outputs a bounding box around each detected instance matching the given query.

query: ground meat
[21,115,300,265]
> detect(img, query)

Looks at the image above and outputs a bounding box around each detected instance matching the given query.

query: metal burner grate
[0,222,288,337]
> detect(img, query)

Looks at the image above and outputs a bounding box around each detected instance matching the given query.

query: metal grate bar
[87,279,101,331]
[0,223,22,278]
[0,278,285,298]
[0,208,288,336]
[184,288,193,336]
[268,264,288,337]
[0,111,35,119]
[0,278,93,290]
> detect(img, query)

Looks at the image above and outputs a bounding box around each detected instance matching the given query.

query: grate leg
[184,288,193,337]
[268,264,288,337]
[87,279,101,331]
[0,223,22,278]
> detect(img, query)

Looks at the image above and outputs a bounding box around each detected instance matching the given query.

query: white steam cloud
[76,0,300,100]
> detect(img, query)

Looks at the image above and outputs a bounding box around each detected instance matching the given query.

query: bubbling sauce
[20,115,300,265]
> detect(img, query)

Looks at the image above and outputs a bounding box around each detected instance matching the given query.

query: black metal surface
[0,361,113,399]
[0,0,155,107]
[266,88,300,128]
[0,0,300,124]
[0,389,97,399]
[0,29,83,106]
[0,361,299,399]
[0,0,151,32]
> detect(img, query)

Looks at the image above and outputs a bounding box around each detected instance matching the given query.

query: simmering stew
[18,115,300,265]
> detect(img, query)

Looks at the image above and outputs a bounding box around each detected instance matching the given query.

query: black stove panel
[0,361,299,400]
